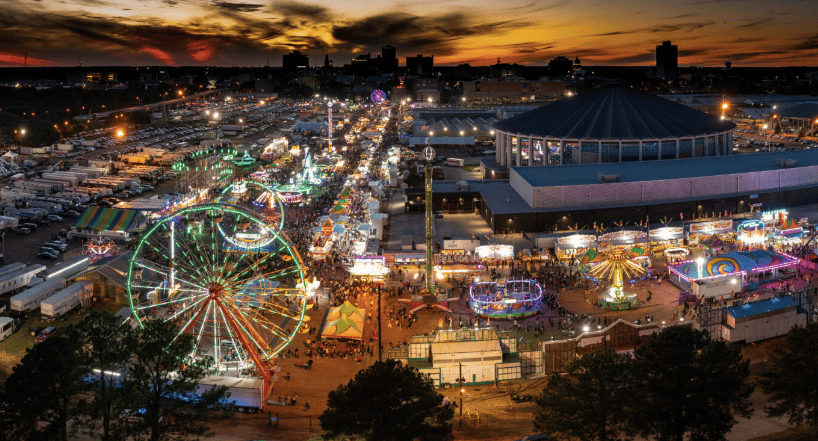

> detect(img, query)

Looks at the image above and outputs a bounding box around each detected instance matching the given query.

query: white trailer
[40,281,93,317]
[0,317,15,342]
[56,143,74,151]
[10,278,66,312]
[0,215,19,229]
[0,264,46,296]
[197,376,265,413]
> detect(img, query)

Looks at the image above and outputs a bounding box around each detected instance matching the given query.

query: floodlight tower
[423,144,436,297]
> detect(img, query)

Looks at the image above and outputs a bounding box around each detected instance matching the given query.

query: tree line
[318,324,818,441]
[0,310,233,441]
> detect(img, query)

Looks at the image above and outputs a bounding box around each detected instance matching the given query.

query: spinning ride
[126,203,307,382]
[217,180,285,229]
[584,248,647,310]
[469,279,543,319]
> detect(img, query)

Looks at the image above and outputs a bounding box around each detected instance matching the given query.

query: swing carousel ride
[581,248,648,310]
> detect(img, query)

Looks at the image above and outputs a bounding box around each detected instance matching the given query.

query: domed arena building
[492,86,736,167]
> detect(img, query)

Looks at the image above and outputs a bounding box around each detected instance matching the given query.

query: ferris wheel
[126,203,307,377]
[370,89,386,103]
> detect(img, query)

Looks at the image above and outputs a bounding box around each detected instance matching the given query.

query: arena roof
[493,86,735,139]
[777,103,818,119]
[513,148,818,187]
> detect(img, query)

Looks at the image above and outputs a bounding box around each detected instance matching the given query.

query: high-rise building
[656,41,678,79]
[548,56,573,76]
[406,54,433,75]
[283,50,309,73]
[382,45,397,73]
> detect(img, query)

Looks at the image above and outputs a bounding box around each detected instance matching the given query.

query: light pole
[424,144,436,299]
[762,124,769,150]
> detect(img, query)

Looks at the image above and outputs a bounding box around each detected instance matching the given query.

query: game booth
[469,279,543,319]
[648,227,685,250]
[736,219,767,248]
[668,249,799,299]
[555,234,597,261]
[434,251,485,280]
[348,256,389,282]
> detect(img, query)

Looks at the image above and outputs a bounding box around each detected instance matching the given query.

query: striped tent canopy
[331,204,347,214]
[74,206,139,232]
[339,187,353,198]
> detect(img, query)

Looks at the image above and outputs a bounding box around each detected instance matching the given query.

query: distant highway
[74,90,220,120]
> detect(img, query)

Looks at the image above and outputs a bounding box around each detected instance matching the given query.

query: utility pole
[423,144,435,299]
[458,362,464,434]
[378,285,383,361]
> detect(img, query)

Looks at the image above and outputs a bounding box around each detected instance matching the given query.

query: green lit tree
[760,321,818,438]
[534,347,632,441]
[630,326,753,441]
[319,359,454,441]
[122,319,232,441]
[1,335,89,441]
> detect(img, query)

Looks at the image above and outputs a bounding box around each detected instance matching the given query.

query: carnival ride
[126,202,306,387]
[582,248,647,310]
[370,89,386,103]
[469,279,543,319]
[217,180,285,229]
[83,237,120,261]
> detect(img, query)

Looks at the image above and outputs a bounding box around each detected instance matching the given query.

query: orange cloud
[187,41,215,62]
[139,46,175,65]
[0,52,52,67]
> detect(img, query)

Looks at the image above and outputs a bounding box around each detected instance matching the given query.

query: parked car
[21,223,38,231]
[13,227,31,235]
[40,245,61,255]
[47,215,63,222]
[37,251,58,260]
[46,242,67,251]
[34,327,56,342]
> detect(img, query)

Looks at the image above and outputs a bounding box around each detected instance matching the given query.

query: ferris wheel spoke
[130,289,206,310]
[174,296,213,341]
[256,302,303,321]
[217,300,270,359]
[215,306,249,369]
[133,260,206,291]
[164,295,210,322]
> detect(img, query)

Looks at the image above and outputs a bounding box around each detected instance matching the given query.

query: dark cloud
[686,0,750,4]
[214,2,265,12]
[589,21,714,37]
[331,11,524,55]
[735,17,774,29]
[274,1,332,21]
[790,33,818,51]
[665,13,698,19]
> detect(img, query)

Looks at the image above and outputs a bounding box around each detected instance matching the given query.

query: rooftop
[727,296,798,320]
[494,86,735,139]
[513,148,818,187]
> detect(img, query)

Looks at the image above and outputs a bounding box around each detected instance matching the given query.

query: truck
[445,158,465,167]
[40,280,93,317]
[0,316,16,342]
[10,277,66,312]
[197,376,265,413]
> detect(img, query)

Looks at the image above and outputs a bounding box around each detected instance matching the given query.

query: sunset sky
[1,0,816,67]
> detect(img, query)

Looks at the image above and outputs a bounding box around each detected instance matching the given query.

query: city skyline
[0,0,817,68]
